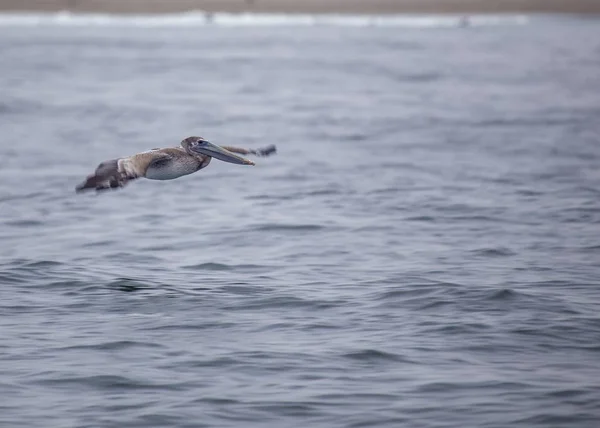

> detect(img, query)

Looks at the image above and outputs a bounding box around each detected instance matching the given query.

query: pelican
[76,136,276,192]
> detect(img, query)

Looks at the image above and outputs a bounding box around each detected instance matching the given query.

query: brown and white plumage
[76,136,276,193]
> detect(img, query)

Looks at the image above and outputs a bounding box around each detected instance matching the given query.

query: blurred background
[0,1,599,427]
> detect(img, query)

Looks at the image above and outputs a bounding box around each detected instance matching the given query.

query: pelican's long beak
[191,141,254,165]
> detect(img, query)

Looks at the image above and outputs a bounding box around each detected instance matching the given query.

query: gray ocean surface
[0,13,599,428]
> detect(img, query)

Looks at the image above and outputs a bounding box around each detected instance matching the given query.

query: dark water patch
[33,375,187,391]
[487,288,519,301]
[251,402,327,417]
[374,281,465,310]
[510,326,572,341]
[470,116,586,128]
[100,400,163,413]
[245,193,297,201]
[298,188,347,197]
[103,252,165,264]
[0,191,45,203]
[393,71,442,83]
[527,280,585,289]
[444,214,504,223]
[513,412,598,425]
[252,322,296,332]
[182,262,268,272]
[419,299,456,310]
[144,321,237,331]
[182,357,239,368]
[1,262,72,283]
[105,278,155,292]
[545,388,589,399]
[237,351,319,364]
[375,284,444,300]
[131,413,200,428]
[341,349,414,364]
[55,340,164,352]
[314,392,398,403]
[0,99,44,116]
[516,188,545,197]
[404,215,436,222]
[215,284,273,295]
[0,272,28,284]
[18,260,64,269]
[81,240,117,248]
[346,417,411,428]
[417,380,530,393]
[422,322,490,335]
[249,223,325,232]
[301,322,341,331]
[352,225,393,232]
[45,279,91,290]
[192,397,241,405]
[471,247,516,257]
[3,219,44,227]
[0,304,48,315]
[138,245,177,252]
[343,132,369,141]
[227,295,338,311]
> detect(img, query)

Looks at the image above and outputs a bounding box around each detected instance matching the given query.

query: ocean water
[0,12,599,428]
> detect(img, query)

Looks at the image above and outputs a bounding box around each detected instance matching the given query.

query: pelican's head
[181,136,254,165]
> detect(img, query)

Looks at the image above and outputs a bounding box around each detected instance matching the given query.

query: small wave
[422,322,489,334]
[0,11,530,28]
[4,219,44,227]
[416,380,528,393]
[301,322,341,331]
[18,260,64,269]
[45,279,90,289]
[513,413,596,426]
[342,349,414,363]
[105,278,154,292]
[250,223,324,232]
[404,215,436,222]
[0,191,45,203]
[227,295,337,310]
[81,240,117,248]
[182,262,266,271]
[145,322,237,331]
[56,340,163,352]
[471,247,516,257]
[0,273,28,284]
[488,288,519,301]
[192,397,240,405]
[376,284,441,300]
[545,388,588,399]
[34,374,184,391]
[217,284,273,296]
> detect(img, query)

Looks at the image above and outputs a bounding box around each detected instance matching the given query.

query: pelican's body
[76,136,276,192]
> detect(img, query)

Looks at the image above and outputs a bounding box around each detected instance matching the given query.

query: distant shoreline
[0,0,599,15]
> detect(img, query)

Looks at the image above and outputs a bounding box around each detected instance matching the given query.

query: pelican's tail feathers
[75,159,129,193]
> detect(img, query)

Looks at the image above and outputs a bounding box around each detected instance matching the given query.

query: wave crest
[0,11,530,28]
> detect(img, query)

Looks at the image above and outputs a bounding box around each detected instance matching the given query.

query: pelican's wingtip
[257,145,277,157]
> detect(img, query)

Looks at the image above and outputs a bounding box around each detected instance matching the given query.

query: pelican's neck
[179,141,211,169]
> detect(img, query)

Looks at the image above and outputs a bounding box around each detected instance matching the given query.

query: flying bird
[76,136,276,192]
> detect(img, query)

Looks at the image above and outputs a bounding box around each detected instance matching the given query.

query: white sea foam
[0,11,529,28]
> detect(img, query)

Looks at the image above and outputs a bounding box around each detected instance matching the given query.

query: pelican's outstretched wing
[221,145,277,157]
[75,150,172,192]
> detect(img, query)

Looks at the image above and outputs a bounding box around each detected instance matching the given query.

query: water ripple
[1,16,599,428]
